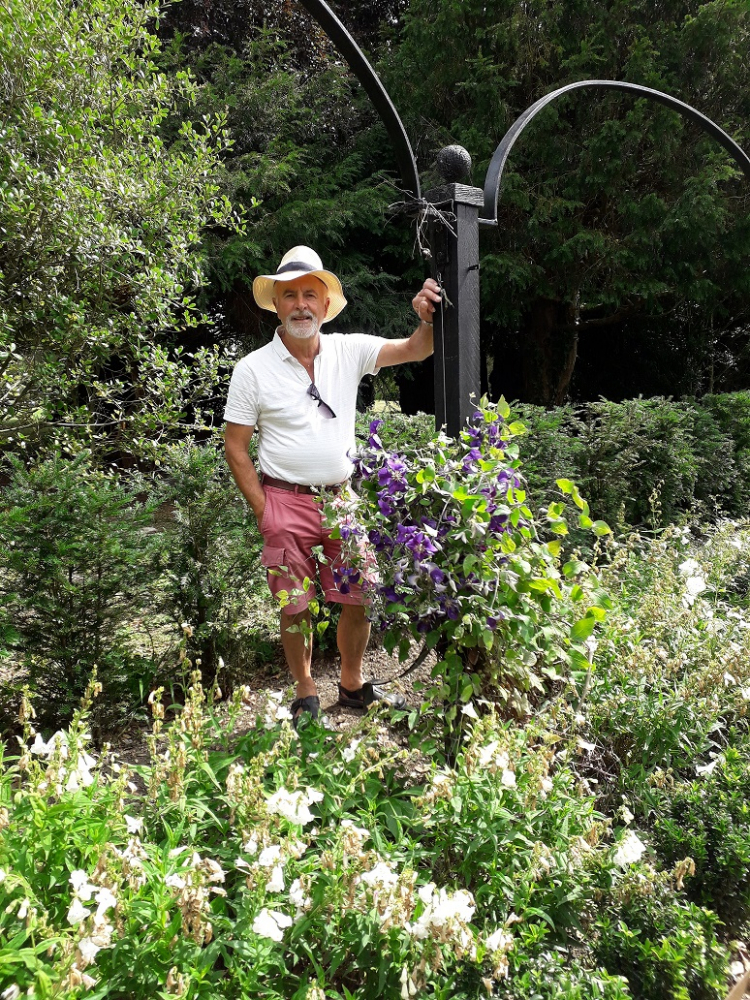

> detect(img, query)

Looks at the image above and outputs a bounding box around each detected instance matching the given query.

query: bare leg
[280,609,317,700]
[337,603,370,691]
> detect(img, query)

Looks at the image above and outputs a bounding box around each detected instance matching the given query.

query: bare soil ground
[108,638,438,778]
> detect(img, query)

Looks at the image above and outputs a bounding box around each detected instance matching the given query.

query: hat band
[275,261,315,276]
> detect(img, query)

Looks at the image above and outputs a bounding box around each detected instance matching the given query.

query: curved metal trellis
[482,79,750,223]
[296,0,421,201]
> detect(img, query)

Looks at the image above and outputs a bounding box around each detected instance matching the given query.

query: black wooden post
[424,179,483,437]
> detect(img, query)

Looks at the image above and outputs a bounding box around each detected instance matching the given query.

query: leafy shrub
[593,869,728,1000]
[0,452,156,724]
[651,745,750,938]
[582,522,750,810]
[410,713,606,936]
[701,392,750,514]
[149,440,272,689]
[516,394,750,530]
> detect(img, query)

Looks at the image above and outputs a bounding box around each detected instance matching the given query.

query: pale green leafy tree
[0,0,244,459]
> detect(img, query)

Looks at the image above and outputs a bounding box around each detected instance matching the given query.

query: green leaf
[570,617,597,641]
[563,559,589,578]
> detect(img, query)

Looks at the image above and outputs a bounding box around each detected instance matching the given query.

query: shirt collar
[272,327,325,362]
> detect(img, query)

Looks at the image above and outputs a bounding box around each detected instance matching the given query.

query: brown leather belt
[261,474,346,495]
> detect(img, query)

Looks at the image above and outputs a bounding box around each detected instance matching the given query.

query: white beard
[283,313,320,339]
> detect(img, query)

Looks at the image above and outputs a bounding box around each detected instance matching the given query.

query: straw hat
[252,246,347,323]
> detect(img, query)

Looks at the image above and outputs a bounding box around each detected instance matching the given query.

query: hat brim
[252,268,347,324]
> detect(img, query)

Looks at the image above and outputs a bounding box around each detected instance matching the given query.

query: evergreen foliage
[383,0,750,404]
[0,454,157,723]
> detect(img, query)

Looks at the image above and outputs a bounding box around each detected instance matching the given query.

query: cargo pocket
[261,546,286,577]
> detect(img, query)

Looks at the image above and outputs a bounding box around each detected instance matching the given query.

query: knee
[338,603,366,621]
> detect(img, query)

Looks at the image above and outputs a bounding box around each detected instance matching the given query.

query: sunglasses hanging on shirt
[307,382,337,419]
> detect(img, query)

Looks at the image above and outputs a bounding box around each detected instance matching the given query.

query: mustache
[290,311,314,321]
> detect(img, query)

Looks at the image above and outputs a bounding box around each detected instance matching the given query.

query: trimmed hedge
[363,392,750,531]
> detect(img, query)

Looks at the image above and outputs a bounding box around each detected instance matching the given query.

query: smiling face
[273,275,330,340]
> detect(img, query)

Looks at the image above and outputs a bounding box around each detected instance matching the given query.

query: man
[224,246,441,725]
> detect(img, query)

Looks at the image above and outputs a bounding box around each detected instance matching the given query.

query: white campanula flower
[342,739,361,763]
[431,888,475,925]
[417,882,436,905]
[252,907,292,942]
[683,575,707,607]
[202,859,225,883]
[678,558,701,577]
[613,830,646,867]
[477,741,500,767]
[257,845,283,868]
[16,899,29,921]
[124,815,143,836]
[65,753,96,793]
[500,769,516,788]
[165,873,186,890]
[1,986,21,1000]
[360,862,398,889]
[94,887,117,918]
[265,865,285,893]
[243,836,259,856]
[485,927,513,953]
[618,806,634,826]
[78,937,102,965]
[340,818,370,841]
[266,787,323,827]
[69,870,96,900]
[29,733,52,756]
[30,731,69,758]
[696,756,721,776]
[67,897,91,925]
[461,702,479,720]
[289,878,311,911]
[409,886,476,940]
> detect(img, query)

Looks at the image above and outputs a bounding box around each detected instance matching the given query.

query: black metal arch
[296,0,421,201]
[482,79,750,222]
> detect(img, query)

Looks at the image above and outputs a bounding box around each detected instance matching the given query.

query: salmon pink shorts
[258,486,366,614]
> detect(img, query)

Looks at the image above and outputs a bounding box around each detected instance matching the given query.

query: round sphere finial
[435,144,472,183]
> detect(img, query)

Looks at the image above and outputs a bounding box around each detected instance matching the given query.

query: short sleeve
[344,333,389,379]
[223,358,259,426]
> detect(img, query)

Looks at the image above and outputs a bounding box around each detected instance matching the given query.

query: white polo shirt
[224,329,387,485]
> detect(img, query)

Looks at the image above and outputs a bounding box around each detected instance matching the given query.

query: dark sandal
[338,682,407,711]
[290,695,321,730]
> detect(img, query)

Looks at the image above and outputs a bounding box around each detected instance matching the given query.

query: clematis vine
[321,399,609,720]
